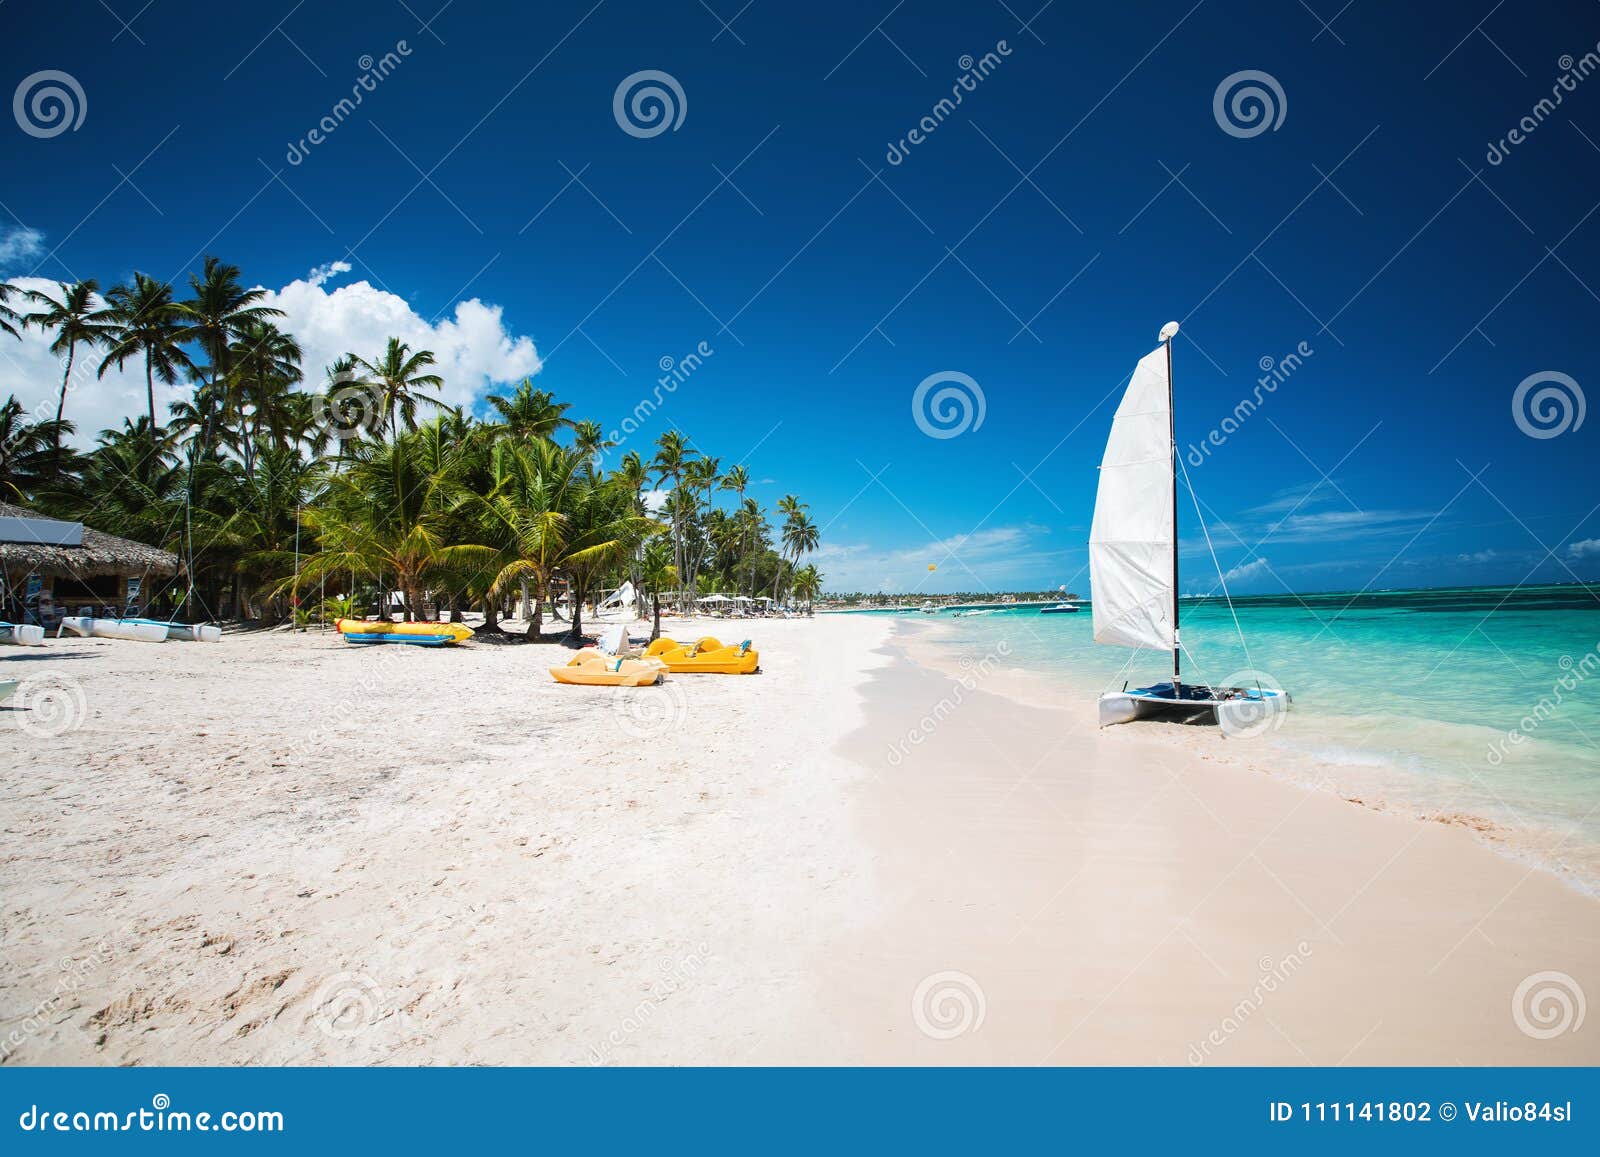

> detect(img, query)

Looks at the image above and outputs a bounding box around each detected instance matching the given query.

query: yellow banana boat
[549,651,666,686]
[336,619,475,645]
[644,636,760,674]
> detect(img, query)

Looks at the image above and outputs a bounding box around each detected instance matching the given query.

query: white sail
[1089,344,1174,652]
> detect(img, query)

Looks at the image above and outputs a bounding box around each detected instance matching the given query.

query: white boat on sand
[0,621,45,645]
[1088,322,1290,733]
[59,616,170,643]
[60,616,221,643]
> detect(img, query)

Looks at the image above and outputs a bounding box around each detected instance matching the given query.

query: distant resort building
[0,502,179,624]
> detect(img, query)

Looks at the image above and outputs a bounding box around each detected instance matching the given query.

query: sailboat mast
[1166,334,1180,691]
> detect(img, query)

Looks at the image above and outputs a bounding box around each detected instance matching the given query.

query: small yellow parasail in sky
[927,563,937,572]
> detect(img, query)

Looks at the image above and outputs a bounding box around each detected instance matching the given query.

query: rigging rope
[1176,448,1261,694]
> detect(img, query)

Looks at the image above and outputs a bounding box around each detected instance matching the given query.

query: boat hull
[120,618,222,642]
[550,653,665,686]
[0,622,45,645]
[59,616,169,643]
[1039,605,1079,614]
[1098,682,1290,734]
[336,619,473,645]
[644,636,760,674]
[345,632,453,646]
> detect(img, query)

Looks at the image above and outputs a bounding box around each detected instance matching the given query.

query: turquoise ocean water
[862,585,1600,888]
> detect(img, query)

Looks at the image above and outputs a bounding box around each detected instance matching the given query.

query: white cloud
[1569,538,1600,559]
[0,276,155,444]
[0,225,44,270]
[259,265,540,413]
[1456,549,1498,563]
[304,260,352,287]
[1222,556,1272,585]
[0,262,542,447]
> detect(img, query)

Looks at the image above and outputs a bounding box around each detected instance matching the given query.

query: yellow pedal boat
[549,651,666,686]
[644,636,760,674]
[336,619,474,645]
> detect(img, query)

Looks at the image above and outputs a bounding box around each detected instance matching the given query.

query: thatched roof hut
[0,501,179,581]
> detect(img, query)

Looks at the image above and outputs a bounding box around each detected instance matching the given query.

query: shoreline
[891,616,1600,898]
[820,621,1600,1064]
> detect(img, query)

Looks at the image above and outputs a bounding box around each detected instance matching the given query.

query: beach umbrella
[700,593,730,603]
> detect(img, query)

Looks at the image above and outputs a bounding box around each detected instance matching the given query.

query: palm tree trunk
[55,342,74,459]
[651,593,662,641]
[570,581,585,639]
[144,356,158,448]
[526,576,545,640]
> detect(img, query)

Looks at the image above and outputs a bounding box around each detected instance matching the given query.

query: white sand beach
[1,615,1596,1065]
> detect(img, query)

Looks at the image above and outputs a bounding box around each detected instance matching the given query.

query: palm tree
[615,450,652,615]
[0,281,23,339]
[291,433,494,622]
[572,419,615,463]
[353,337,444,437]
[792,563,823,614]
[771,493,809,603]
[651,431,695,609]
[560,469,656,639]
[228,321,303,479]
[471,438,587,639]
[176,256,283,445]
[22,279,119,456]
[639,536,676,642]
[99,273,194,448]
[781,511,820,607]
[720,464,750,593]
[0,396,71,499]
[739,497,767,601]
[486,380,572,441]
[681,454,721,602]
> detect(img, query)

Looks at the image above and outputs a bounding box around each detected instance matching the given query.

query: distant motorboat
[1039,603,1079,614]
[920,601,938,614]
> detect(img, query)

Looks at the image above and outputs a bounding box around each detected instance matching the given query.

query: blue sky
[2,1,1598,595]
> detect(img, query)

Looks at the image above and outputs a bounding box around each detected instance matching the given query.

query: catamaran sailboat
[1089,322,1290,732]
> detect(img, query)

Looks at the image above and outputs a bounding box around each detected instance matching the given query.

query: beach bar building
[0,501,180,624]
